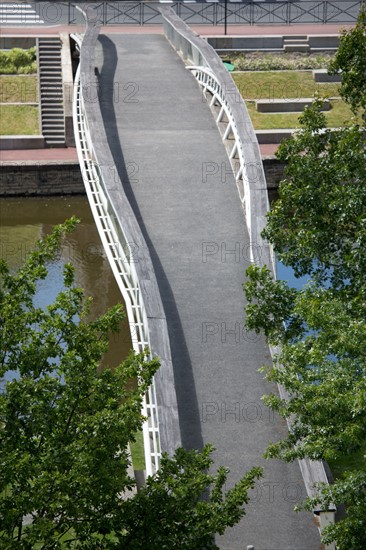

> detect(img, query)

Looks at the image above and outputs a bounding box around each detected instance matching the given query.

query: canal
[0,195,132,368]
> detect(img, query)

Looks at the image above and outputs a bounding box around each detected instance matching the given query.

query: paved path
[0,144,278,163]
[93,32,320,549]
[0,22,354,35]
[0,148,78,163]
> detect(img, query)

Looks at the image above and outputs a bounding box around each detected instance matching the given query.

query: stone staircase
[37,37,65,147]
[283,35,310,53]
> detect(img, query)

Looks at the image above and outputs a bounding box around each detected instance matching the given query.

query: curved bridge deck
[95,33,319,549]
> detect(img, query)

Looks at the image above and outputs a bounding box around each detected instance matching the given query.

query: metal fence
[1,1,363,25]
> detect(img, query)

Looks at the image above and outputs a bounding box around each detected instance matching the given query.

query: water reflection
[0,196,132,368]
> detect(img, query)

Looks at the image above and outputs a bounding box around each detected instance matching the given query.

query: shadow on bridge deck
[95,32,320,550]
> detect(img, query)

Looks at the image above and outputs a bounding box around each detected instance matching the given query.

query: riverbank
[0,146,284,197]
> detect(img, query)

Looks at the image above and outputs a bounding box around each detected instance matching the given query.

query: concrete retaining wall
[0,37,36,49]
[313,69,342,82]
[207,35,283,51]
[262,157,286,190]
[0,135,45,150]
[206,34,339,53]
[60,33,75,147]
[0,157,284,197]
[0,161,84,196]
[256,97,330,112]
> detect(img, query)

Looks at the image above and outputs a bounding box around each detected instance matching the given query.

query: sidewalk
[0,22,354,36]
[0,143,280,163]
[0,147,78,163]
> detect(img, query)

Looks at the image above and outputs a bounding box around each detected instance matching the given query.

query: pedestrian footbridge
[73,6,329,548]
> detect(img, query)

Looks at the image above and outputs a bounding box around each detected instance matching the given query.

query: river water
[0,195,132,368]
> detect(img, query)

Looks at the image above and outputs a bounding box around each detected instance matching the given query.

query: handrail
[72,35,160,477]
[160,5,273,271]
[160,5,334,524]
[187,65,273,266]
[71,9,181,477]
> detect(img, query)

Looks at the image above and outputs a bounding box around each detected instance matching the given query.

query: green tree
[0,219,261,549]
[244,100,366,549]
[118,445,261,550]
[329,6,366,121]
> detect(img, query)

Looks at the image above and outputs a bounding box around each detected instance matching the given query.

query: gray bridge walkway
[95,33,320,549]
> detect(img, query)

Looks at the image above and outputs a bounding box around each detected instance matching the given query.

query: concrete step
[39,59,61,64]
[313,69,342,83]
[283,35,308,40]
[41,91,63,97]
[42,115,64,121]
[40,87,63,92]
[41,106,64,111]
[41,101,63,106]
[38,52,60,57]
[38,42,60,45]
[43,126,64,132]
[42,120,65,126]
[39,75,62,80]
[38,49,60,54]
[44,129,64,134]
[284,44,310,52]
[46,144,66,148]
[38,52,61,57]
[283,38,308,44]
[39,60,61,65]
[256,97,330,113]
[40,90,63,96]
[39,69,61,74]
[38,38,64,147]
[43,130,65,136]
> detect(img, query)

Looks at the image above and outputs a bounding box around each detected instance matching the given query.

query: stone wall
[262,157,286,191]
[0,161,84,196]
[0,158,284,197]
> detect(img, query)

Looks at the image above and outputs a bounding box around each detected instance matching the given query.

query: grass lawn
[0,104,39,135]
[231,70,363,129]
[130,431,145,471]
[245,99,363,130]
[232,71,340,101]
[0,75,37,103]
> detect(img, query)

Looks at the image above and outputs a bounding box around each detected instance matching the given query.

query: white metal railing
[187,65,276,269]
[188,67,245,183]
[162,10,334,538]
[72,34,161,477]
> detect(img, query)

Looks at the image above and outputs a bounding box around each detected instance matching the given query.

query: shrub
[232,52,335,71]
[0,47,36,74]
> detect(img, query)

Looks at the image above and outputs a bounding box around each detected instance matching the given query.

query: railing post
[140,1,144,26]
[103,2,107,26]
[176,0,181,21]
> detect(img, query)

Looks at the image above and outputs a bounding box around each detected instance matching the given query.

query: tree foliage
[118,445,261,550]
[329,6,366,121]
[244,30,366,544]
[0,219,261,549]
